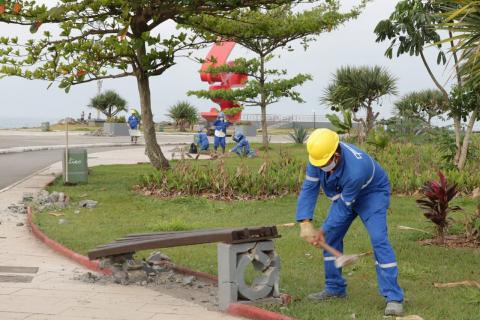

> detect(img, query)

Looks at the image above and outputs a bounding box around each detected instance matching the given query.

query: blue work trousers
[322,193,404,302]
[214,136,226,150]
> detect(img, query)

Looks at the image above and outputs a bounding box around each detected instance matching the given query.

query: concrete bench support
[217,240,280,310]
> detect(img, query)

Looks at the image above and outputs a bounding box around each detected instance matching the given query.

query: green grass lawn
[35,161,480,320]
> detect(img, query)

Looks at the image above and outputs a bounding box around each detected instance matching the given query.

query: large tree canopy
[321,65,398,136]
[395,89,449,126]
[0,0,304,169]
[374,0,479,170]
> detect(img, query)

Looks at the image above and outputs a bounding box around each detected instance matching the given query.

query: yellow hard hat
[307,128,340,167]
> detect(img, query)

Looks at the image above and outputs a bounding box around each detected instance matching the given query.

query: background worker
[296,128,404,317]
[213,112,230,154]
[127,109,140,144]
[231,131,255,158]
[194,127,210,152]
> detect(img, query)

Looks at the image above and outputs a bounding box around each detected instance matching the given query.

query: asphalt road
[0,146,143,190]
[0,132,194,149]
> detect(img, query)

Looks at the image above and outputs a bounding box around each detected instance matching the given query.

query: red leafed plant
[416,171,462,243]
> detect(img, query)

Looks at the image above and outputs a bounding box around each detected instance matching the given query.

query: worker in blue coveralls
[194,127,210,151]
[230,131,255,158]
[213,112,230,154]
[127,110,140,144]
[296,128,404,317]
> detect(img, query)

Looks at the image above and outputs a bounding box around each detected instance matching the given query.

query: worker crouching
[231,132,256,158]
[296,128,404,317]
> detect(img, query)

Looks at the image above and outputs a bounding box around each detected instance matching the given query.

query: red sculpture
[200,41,248,123]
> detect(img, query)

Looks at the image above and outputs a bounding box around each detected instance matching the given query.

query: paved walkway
[0,130,291,152]
[0,147,237,320]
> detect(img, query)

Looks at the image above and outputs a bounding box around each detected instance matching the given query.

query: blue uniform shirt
[296,142,390,232]
[213,120,230,134]
[195,132,209,150]
[231,135,251,155]
[127,115,139,129]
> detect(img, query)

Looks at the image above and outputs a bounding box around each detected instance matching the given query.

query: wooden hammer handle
[317,241,343,257]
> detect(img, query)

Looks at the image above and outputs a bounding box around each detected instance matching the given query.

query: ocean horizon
[0,117,59,129]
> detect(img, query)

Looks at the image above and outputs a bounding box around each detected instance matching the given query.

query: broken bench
[88,226,282,310]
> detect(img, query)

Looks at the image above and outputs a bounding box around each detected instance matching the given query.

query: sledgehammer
[277,223,370,268]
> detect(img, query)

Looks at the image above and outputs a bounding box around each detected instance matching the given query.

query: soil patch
[419,235,480,248]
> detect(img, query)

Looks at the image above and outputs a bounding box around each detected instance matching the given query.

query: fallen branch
[434,281,480,289]
[398,225,432,235]
[48,212,64,217]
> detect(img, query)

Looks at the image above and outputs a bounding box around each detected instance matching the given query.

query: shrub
[88,90,127,119]
[168,101,198,132]
[367,128,390,150]
[416,171,462,242]
[289,126,309,144]
[326,110,353,134]
[138,151,305,200]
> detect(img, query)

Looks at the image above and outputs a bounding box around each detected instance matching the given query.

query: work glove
[300,221,320,244]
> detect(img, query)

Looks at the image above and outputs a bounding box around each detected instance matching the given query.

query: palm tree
[168,101,198,132]
[437,1,480,169]
[395,89,449,126]
[439,1,480,85]
[321,65,398,136]
[88,90,127,121]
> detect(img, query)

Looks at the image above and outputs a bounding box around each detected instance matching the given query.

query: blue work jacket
[213,120,230,134]
[195,133,209,150]
[296,142,390,233]
[127,115,139,129]
[231,136,251,155]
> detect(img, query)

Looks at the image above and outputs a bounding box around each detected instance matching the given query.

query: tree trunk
[259,55,268,150]
[136,72,170,170]
[366,104,374,135]
[453,116,462,165]
[261,104,268,149]
[449,31,463,166]
[437,225,445,245]
[457,109,478,170]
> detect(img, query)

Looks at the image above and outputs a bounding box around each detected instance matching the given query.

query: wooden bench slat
[87,226,279,260]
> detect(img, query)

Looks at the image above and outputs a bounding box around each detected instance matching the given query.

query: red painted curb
[27,207,296,320]
[228,304,296,320]
[27,207,112,275]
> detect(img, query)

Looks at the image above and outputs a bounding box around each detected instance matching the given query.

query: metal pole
[65,117,69,183]
[314,111,316,129]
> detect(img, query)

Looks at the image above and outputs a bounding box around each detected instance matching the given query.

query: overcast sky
[0,0,455,125]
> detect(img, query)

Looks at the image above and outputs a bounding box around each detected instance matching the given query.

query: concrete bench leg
[217,240,280,311]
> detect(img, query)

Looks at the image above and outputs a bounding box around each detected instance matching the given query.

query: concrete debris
[78,200,97,208]
[81,257,219,309]
[123,259,143,271]
[182,276,196,286]
[74,272,103,284]
[58,219,68,225]
[22,192,34,203]
[146,251,171,264]
[49,191,60,203]
[16,222,24,227]
[127,270,147,284]
[74,210,80,215]
[8,204,27,215]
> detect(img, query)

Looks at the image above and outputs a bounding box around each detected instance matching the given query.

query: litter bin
[41,122,50,132]
[62,148,88,184]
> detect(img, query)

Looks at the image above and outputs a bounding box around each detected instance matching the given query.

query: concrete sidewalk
[0,147,237,320]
